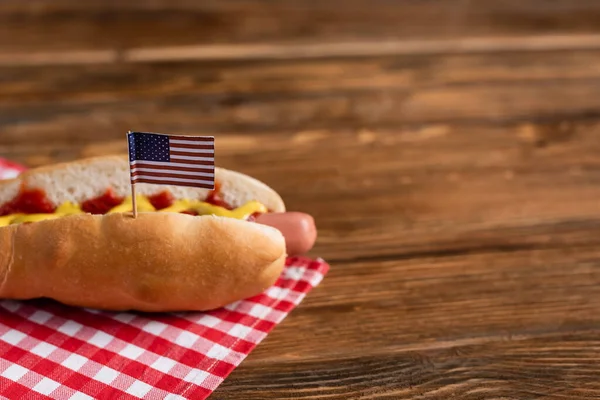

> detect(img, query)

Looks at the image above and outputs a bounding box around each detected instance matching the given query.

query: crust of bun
[0,212,286,312]
[0,155,286,213]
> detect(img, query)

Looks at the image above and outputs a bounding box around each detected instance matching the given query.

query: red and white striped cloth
[0,159,329,399]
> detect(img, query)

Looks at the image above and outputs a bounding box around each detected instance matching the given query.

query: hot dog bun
[0,155,288,312]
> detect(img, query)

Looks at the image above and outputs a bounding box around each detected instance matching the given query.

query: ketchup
[0,188,56,216]
[204,182,233,210]
[180,210,198,216]
[245,212,263,222]
[147,191,175,210]
[80,189,124,214]
[0,181,240,217]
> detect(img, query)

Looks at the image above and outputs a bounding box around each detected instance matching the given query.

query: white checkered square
[279,289,303,304]
[198,315,221,328]
[0,169,19,179]
[61,353,88,371]
[175,331,199,348]
[245,329,267,344]
[224,301,241,311]
[0,301,22,313]
[227,324,254,340]
[183,369,209,384]
[1,364,28,380]
[226,300,281,322]
[29,311,53,325]
[120,344,145,360]
[266,286,290,299]
[30,342,58,358]
[304,269,324,287]
[0,324,10,338]
[93,366,120,385]
[113,313,136,324]
[32,377,61,395]
[0,330,26,345]
[141,321,168,336]
[125,380,153,398]
[88,331,113,348]
[151,356,178,373]
[206,343,232,360]
[246,303,273,319]
[283,266,305,280]
[57,320,83,336]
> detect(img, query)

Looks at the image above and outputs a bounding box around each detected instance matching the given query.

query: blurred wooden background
[3,1,600,398]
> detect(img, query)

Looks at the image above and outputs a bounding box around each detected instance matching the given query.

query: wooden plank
[4,51,600,138]
[213,246,600,398]
[240,247,600,362]
[8,35,600,67]
[6,50,600,104]
[2,1,600,53]
[4,79,600,134]
[216,333,600,399]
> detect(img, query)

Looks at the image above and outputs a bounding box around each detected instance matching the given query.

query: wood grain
[248,246,600,360]
[3,0,600,53]
[2,1,600,398]
[5,51,600,137]
[217,334,600,399]
[216,246,600,398]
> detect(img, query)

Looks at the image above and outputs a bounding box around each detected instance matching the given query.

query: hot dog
[255,212,317,256]
[0,155,317,312]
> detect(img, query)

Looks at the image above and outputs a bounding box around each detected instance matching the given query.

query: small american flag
[127,132,215,189]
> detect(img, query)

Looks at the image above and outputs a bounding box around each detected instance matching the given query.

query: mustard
[0,214,21,227]
[192,200,267,220]
[55,202,83,215]
[158,199,266,220]
[107,195,156,213]
[3,201,83,225]
[158,199,196,213]
[0,195,267,227]
[11,213,62,224]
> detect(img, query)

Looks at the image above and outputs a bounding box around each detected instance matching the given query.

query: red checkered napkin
[0,159,329,399]
[0,159,23,180]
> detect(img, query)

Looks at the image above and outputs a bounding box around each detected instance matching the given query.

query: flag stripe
[170,155,214,162]
[170,150,215,157]
[131,170,215,180]
[131,176,214,188]
[169,137,215,144]
[131,166,214,175]
[129,160,215,170]
[169,143,214,150]
[169,148,214,155]
[131,175,214,185]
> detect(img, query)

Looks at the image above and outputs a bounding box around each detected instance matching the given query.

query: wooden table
[3,2,600,398]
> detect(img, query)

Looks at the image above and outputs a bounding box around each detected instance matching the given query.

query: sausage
[255,212,317,256]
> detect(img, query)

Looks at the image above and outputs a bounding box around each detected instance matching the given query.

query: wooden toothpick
[131,183,138,218]
[127,131,138,218]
